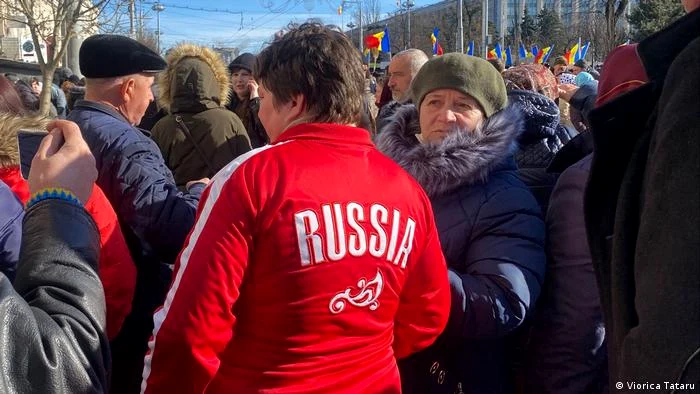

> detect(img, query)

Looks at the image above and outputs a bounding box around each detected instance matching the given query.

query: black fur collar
[376,104,523,198]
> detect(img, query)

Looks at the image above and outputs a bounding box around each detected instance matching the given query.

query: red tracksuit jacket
[141,124,450,393]
[0,166,136,339]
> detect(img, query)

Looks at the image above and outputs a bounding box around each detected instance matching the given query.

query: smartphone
[17,129,48,179]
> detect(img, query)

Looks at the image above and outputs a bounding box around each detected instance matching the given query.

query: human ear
[120,78,136,102]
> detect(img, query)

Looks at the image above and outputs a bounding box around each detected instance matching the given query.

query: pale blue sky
[141,0,435,53]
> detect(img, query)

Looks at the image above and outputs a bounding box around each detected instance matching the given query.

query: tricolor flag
[380,27,390,52]
[467,40,474,56]
[535,46,550,64]
[494,42,505,61]
[431,28,443,55]
[579,41,590,60]
[487,46,497,59]
[566,42,579,64]
[505,46,513,67]
[543,44,554,63]
[518,42,531,59]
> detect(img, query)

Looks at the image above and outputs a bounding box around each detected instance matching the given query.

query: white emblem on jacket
[329,270,384,314]
[294,202,416,268]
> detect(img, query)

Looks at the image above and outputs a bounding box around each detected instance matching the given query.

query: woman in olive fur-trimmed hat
[376,53,546,394]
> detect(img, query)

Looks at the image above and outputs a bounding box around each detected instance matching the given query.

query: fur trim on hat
[0,113,48,168]
[376,104,523,198]
[158,43,231,111]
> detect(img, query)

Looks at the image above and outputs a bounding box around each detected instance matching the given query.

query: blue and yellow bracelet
[26,187,82,209]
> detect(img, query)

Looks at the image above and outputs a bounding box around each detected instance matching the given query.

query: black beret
[79,34,167,78]
[228,53,256,74]
[574,59,587,69]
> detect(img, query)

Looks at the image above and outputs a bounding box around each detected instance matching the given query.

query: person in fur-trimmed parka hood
[376,53,546,394]
[152,44,251,189]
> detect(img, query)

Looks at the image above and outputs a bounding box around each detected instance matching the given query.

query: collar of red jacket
[274,123,374,147]
[595,8,700,107]
[0,166,29,204]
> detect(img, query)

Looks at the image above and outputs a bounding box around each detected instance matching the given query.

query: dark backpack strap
[174,115,215,175]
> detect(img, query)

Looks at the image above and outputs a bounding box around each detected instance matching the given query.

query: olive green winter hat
[411,53,507,118]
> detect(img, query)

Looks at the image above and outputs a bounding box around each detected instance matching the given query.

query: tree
[536,7,565,52]
[349,0,381,28]
[1,0,110,115]
[628,0,684,42]
[520,7,537,45]
[603,0,630,55]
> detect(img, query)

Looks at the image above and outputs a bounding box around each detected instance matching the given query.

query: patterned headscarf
[557,72,576,85]
[502,64,559,100]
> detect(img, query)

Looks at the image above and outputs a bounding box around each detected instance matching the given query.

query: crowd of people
[0,1,697,393]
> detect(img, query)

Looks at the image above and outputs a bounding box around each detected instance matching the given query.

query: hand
[558,84,579,102]
[247,79,259,99]
[28,120,96,204]
[186,178,210,190]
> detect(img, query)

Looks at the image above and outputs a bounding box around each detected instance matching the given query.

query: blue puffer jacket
[68,100,203,268]
[0,181,22,281]
[377,104,546,394]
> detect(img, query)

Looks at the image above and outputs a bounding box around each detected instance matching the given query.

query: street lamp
[400,0,415,49]
[152,2,165,53]
[342,0,363,55]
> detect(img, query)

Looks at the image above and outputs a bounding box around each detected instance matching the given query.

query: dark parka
[585,9,700,388]
[0,198,109,393]
[377,104,546,394]
[153,44,251,188]
[508,89,576,212]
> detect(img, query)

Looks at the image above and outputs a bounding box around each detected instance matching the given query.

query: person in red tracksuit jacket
[141,23,451,394]
[0,114,136,340]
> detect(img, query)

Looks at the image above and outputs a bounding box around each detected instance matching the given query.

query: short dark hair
[487,58,505,73]
[0,75,26,116]
[254,22,365,125]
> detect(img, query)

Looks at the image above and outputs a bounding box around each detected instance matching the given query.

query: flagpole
[577,37,581,62]
[481,0,488,58]
[359,4,363,56]
[458,0,464,53]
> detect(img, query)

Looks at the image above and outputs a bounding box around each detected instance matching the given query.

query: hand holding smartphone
[17,129,49,179]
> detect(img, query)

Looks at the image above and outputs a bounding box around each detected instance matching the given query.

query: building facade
[0,0,97,65]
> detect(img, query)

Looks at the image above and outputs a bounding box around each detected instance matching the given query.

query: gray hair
[394,49,429,76]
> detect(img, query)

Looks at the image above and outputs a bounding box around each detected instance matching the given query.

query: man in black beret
[67,34,207,393]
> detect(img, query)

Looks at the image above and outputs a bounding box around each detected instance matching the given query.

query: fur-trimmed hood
[0,113,48,168]
[376,104,523,198]
[158,44,231,113]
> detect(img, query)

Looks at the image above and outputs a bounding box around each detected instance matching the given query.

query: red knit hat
[595,43,649,107]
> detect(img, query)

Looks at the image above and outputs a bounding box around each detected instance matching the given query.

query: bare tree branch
[0,0,117,115]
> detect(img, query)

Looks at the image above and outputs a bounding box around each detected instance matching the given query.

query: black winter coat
[0,199,109,392]
[377,104,546,394]
[226,94,268,148]
[585,9,700,389]
[524,154,608,394]
[508,90,576,213]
